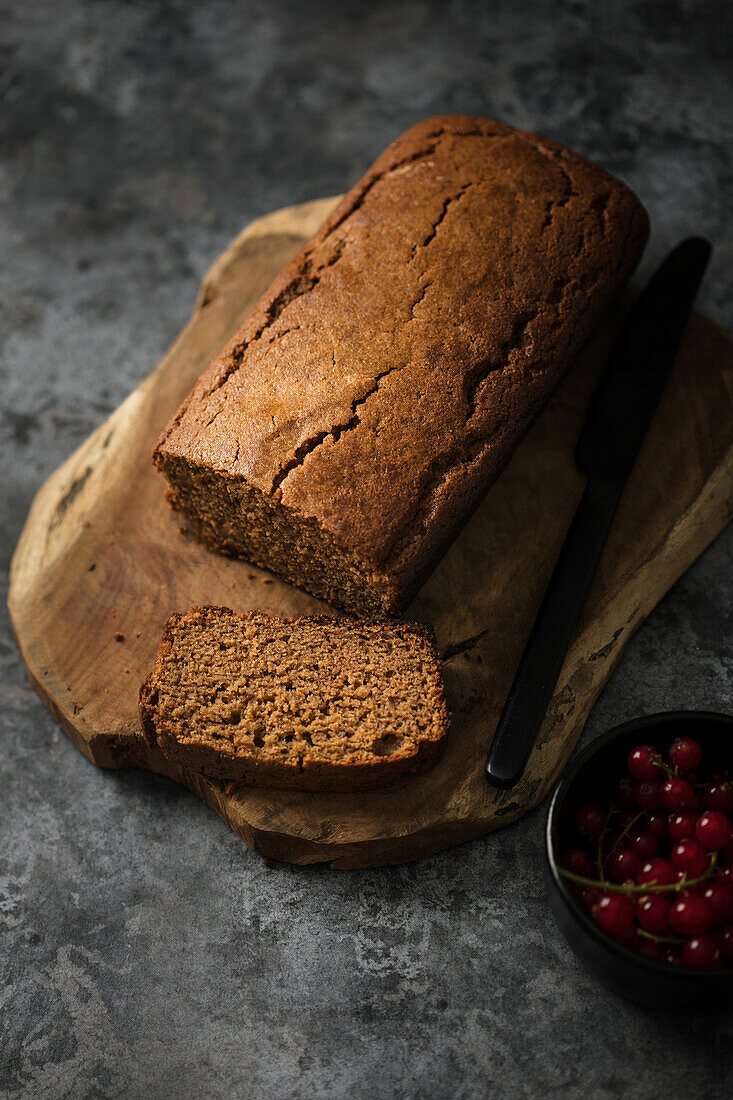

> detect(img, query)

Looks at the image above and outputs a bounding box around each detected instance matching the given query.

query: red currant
[636,938,663,962]
[701,883,733,925]
[628,831,657,861]
[696,811,733,851]
[721,835,733,861]
[668,812,697,843]
[670,839,708,879]
[593,893,635,940]
[627,745,661,780]
[716,866,733,887]
[607,849,640,883]
[575,884,602,912]
[669,894,712,936]
[704,781,733,814]
[646,811,669,839]
[662,945,683,967]
[637,857,676,888]
[668,736,702,771]
[636,893,670,934]
[681,934,720,969]
[561,849,593,877]
[661,777,695,811]
[575,804,607,837]
[617,809,638,831]
[616,778,636,806]
[635,779,663,810]
[719,924,733,963]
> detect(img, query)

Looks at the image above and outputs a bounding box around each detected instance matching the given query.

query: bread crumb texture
[140,607,450,791]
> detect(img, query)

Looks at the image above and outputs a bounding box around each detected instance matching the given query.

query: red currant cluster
[559,736,733,969]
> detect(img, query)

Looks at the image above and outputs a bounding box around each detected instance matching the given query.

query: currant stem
[655,756,675,779]
[559,852,718,895]
[609,810,644,857]
[637,927,685,945]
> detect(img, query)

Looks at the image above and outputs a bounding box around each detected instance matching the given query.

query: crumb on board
[262,578,274,585]
[224,781,240,796]
[114,632,125,642]
[88,563,96,571]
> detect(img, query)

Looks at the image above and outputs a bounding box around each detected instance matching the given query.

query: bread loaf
[154,115,648,615]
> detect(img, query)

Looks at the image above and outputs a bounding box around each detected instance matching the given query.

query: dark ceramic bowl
[545,711,733,1010]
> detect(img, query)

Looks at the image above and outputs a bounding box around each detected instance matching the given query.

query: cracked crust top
[155,115,648,589]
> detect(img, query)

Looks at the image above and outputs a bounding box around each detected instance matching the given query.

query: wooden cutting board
[9,197,733,868]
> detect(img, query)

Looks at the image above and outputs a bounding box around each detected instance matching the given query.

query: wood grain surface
[9,196,733,867]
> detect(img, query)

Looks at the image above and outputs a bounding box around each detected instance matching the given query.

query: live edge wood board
[9,197,733,868]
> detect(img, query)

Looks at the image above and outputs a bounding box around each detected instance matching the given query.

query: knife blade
[485,237,712,790]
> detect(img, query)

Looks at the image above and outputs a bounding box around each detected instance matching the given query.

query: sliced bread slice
[139,606,449,791]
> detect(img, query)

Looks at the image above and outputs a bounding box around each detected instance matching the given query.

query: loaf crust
[140,606,450,792]
[154,115,648,615]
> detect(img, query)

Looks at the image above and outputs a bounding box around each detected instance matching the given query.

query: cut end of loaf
[139,606,450,792]
[153,452,400,616]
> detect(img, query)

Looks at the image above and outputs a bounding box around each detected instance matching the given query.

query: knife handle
[485,478,623,789]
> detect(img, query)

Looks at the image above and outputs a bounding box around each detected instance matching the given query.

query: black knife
[485,237,712,790]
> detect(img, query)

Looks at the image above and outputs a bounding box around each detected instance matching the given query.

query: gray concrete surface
[2,2,733,1096]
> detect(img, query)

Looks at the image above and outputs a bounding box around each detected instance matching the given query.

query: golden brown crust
[147,729,446,793]
[154,115,648,614]
[139,606,450,792]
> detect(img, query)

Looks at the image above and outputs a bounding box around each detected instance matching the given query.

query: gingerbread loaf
[140,606,449,791]
[154,115,648,615]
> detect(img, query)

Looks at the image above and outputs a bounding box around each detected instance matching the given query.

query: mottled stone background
[2,1,732,1097]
